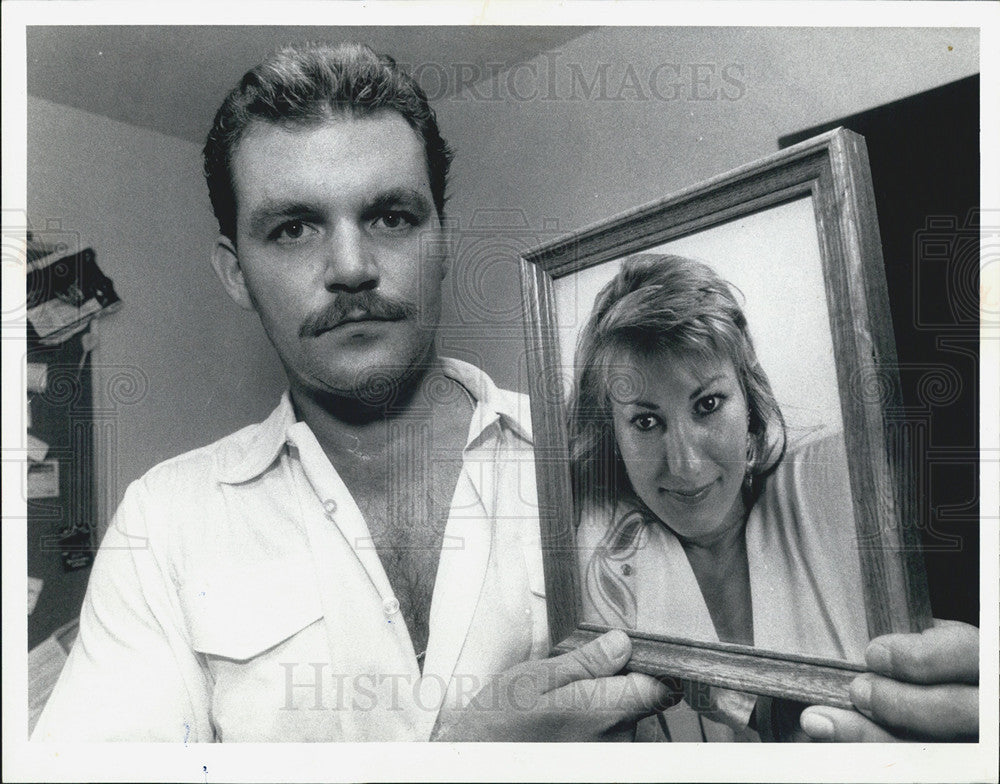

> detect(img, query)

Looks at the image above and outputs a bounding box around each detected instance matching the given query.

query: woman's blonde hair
[568,254,787,514]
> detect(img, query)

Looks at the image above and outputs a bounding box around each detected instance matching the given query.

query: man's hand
[431,630,676,741]
[799,620,979,742]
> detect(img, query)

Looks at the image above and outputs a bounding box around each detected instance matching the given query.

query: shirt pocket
[179,555,324,661]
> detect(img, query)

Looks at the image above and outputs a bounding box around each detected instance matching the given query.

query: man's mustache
[299,290,420,338]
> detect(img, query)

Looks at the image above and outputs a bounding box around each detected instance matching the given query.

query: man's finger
[864,621,978,685]
[799,706,900,742]
[536,630,633,692]
[848,674,978,741]
[547,672,676,717]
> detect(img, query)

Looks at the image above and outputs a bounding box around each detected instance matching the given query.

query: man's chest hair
[360,452,462,549]
[359,452,465,656]
[333,380,475,649]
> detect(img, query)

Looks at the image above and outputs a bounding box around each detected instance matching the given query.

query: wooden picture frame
[518,128,932,708]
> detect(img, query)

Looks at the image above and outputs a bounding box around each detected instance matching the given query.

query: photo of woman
[569,254,870,739]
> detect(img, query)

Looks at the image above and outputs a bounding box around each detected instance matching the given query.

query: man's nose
[322,223,379,292]
[661,422,701,479]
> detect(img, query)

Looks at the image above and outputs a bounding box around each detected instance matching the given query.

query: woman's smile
[660,478,718,504]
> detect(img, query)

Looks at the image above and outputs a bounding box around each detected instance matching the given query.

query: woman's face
[610,348,750,546]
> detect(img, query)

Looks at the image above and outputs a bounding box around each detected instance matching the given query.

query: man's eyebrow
[247,200,321,234]
[690,374,726,400]
[364,188,433,214]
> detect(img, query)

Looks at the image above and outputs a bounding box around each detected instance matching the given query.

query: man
[33,42,977,743]
[32,41,670,742]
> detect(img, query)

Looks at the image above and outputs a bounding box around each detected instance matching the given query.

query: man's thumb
[542,630,633,692]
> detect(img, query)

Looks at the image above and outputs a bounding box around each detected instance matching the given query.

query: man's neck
[288,354,462,473]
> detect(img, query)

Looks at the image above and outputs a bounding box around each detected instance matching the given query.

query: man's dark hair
[204,42,454,241]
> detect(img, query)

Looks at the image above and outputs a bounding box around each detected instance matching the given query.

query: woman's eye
[631,414,660,431]
[695,395,724,415]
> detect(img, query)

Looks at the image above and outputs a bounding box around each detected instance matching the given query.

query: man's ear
[211,236,255,311]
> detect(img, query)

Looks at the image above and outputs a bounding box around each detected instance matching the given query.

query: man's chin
[309,355,434,408]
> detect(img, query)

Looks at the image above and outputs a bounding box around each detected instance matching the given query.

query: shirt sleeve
[31,481,214,742]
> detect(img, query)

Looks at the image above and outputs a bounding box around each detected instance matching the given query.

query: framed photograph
[519,128,933,708]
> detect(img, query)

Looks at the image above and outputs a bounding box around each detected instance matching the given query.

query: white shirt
[33,358,549,742]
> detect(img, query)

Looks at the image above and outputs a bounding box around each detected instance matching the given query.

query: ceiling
[26,26,592,147]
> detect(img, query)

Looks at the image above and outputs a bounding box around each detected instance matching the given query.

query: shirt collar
[214,391,297,484]
[215,358,532,485]
[441,356,532,448]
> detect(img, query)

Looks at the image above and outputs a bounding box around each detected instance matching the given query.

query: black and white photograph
[2,3,996,782]
[526,131,913,682]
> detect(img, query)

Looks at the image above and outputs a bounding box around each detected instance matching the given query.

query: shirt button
[382,597,400,616]
[323,499,337,515]
[621,563,633,576]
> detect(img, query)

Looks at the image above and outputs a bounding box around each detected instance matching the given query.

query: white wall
[27,97,287,528]
[435,26,980,392]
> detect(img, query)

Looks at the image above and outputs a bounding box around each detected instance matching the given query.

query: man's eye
[695,395,724,415]
[631,414,660,432]
[372,211,417,231]
[269,220,313,243]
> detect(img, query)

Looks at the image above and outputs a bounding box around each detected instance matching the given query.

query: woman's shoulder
[784,428,849,461]
[754,428,854,536]
[767,429,851,495]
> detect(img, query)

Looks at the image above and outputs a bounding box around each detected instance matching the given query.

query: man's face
[223,111,446,401]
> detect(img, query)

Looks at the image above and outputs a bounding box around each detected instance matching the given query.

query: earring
[745,431,756,467]
[744,432,756,496]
